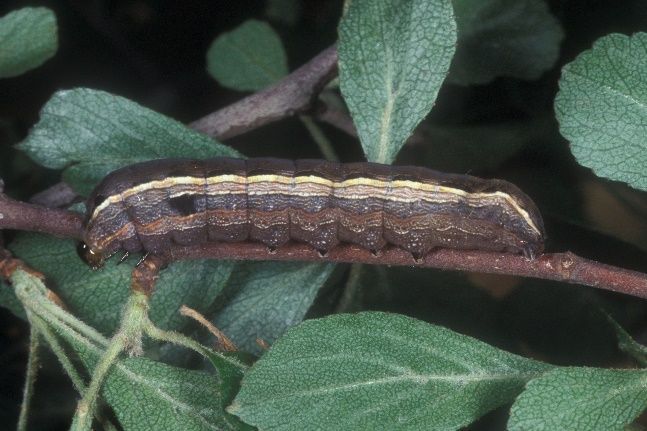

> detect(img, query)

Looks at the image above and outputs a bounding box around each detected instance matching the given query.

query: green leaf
[555,32,647,192]
[338,0,457,163]
[207,19,288,91]
[103,357,249,431]
[213,261,334,354]
[0,7,57,78]
[508,367,647,431]
[17,88,241,195]
[10,269,248,431]
[449,0,563,85]
[10,233,233,335]
[204,350,255,407]
[606,315,647,366]
[229,312,550,430]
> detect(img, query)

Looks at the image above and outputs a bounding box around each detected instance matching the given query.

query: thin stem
[180,305,237,352]
[335,263,364,312]
[17,326,40,431]
[9,267,109,376]
[315,104,357,137]
[28,315,120,431]
[299,115,339,162]
[28,314,87,392]
[191,45,338,139]
[315,103,425,145]
[142,316,247,372]
[26,289,108,348]
[72,338,125,431]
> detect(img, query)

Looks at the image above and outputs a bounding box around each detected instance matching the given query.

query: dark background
[1,1,647,429]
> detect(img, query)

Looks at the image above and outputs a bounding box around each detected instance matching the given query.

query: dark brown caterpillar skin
[78,158,545,268]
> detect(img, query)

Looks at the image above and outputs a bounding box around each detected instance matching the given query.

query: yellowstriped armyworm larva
[77,158,545,269]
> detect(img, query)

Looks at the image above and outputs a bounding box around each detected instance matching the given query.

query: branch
[1,188,646,299]
[0,190,84,239]
[190,45,338,139]
[165,242,647,300]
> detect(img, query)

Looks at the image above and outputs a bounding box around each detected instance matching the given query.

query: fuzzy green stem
[28,315,120,431]
[143,316,248,373]
[11,269,117,429]
[29,314,87,393]
[21,289,107,348]
[17,326,39,431]
[11,268,245,429]
[72,290,149,431]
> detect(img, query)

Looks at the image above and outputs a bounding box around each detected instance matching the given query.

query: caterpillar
[77,158,545,269]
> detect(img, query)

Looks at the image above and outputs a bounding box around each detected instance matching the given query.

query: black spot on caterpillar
[78,157,545,269]
[169,194,197,217]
